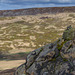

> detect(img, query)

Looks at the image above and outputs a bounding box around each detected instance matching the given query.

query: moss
[62,58,68,61]
[40,47,44,51]
[50,58,56,61]
[63,27,75,41]
[0,17,15,20]
[57,44,63,51]
[49,51,68,62]
[56,40,69,62]
[57,41,67,51]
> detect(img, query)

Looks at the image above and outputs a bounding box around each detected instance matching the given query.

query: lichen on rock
[14,26,75,75]
[63,25,75,41]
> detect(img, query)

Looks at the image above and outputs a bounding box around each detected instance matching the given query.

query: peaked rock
[63,25,75,41]
[24,26,75,75]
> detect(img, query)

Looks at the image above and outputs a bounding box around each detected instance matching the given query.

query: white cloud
[58,0,71,3]
[0,0,75,3]
[0,0,50,2]
[51,0,75,3]
[0,0,75,10]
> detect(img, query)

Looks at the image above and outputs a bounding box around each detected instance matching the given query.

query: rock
[25,47,44,70]
[14,26,75,75]
[62,25,75,41]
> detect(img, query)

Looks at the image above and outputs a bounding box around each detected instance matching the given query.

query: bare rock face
[14,26,75,75]
[24,26,75,75]
[63,25,75,41]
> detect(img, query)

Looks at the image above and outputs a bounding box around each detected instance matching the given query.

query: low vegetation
[0,13,75,73]
[0,13,75,55]
[69,14,75,18]
[0,17,15,20]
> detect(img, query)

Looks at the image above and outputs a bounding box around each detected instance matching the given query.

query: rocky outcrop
[25,26,75,75]
[14,63,25,75]
[14,26,75,75]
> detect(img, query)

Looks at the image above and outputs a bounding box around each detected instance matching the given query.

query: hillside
[0,12,75,54]
[0,7,75,75]
[0,6,75,17]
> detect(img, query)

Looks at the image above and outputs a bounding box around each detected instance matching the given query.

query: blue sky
[0,0,75,10]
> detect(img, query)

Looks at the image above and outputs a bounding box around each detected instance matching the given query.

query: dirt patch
[0,60,25,70]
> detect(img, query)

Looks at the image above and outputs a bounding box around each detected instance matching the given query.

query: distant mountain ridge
[0,6,75,17]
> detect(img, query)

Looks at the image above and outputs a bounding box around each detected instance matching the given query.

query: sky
[0,0,75,10]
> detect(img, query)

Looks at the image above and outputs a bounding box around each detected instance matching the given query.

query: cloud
[51,0,75,3]
[0,0,75,4]
[0,0,75,10]
[58,0,71,2]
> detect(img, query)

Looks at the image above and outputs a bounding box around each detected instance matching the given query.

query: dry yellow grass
[0,60,25,70]
[0,12,75,71]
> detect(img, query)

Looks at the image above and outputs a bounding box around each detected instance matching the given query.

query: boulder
[62,25,75,41]
[25,26,75,75]
[14,26,75,75]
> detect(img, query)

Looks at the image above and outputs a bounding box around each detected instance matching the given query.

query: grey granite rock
[14,26,75,75]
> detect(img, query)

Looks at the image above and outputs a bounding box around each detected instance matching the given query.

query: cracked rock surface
[14,26,75,75]
[25,26,75,75]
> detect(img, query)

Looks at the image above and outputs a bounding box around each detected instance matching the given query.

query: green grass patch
[69,14,75,18]
[0,17,15,20]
